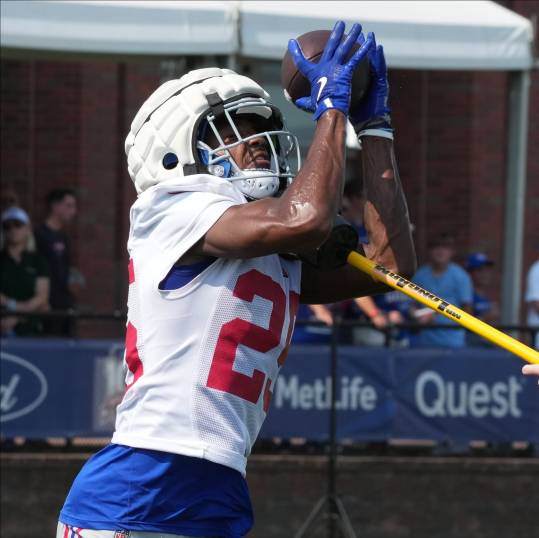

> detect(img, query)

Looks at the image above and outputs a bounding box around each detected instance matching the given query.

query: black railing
[1,309,537,349]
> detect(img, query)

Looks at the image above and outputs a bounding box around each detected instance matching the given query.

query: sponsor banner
[262,346,393,441]
[0,339,121,437]
[1,340,538,444]
[391,348,539,443]
[263,346,539,443]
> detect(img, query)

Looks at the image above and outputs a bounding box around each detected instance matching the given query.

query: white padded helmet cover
[125,68,270,194]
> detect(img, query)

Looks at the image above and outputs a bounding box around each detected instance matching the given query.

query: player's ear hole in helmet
[162,153,179,170]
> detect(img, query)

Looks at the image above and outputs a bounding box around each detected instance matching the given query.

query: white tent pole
[501,69,531,325]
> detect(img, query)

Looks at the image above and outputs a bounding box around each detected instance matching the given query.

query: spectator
[335,294,410,347]
[466,252,498,323]
[525,256,539,349]
[372,290,412,346]
[35,188,78,335]
[292,303,333,344]
[316,295,388,346]
[465,252,499,347]
[356,295,389,329]
[410,233,473,348]
[0,207,50,336]
[351,295,388,346]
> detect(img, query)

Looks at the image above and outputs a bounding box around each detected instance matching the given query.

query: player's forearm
[277,109,346,247]
[361,137,416,278]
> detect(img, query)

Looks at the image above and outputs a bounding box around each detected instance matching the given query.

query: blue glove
[288,21,374,121]
[350,33,393,138]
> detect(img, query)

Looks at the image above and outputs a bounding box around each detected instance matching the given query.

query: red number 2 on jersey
[206,269,299,411]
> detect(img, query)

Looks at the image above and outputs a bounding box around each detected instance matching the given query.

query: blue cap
[1,206,30,225]
[466,252,494,270]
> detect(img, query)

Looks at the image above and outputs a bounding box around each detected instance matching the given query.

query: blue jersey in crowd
[472,291,492,319]
[411,262,473,348]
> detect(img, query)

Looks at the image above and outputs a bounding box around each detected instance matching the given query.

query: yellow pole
[346,250,539,365]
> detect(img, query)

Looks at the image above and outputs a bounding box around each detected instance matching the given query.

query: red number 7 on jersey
[206,269,299,409]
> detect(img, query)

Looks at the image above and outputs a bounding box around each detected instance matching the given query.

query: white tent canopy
[241,1,533,70]
[1,1,533,69]
[0,1,238,56]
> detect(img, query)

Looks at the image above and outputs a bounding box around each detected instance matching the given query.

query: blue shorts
[59,444,253,538]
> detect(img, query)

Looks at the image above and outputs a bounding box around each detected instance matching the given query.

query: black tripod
[294,321,358,538]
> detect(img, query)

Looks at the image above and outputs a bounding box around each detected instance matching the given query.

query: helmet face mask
[125,68,300,198]
[196,96,301,200]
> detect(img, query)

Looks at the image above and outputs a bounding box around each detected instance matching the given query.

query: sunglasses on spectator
[2,220,25,230]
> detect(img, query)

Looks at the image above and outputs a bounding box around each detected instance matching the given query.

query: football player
[57,21,415,538]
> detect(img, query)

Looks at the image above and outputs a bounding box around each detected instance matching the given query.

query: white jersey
[112,175,301,475]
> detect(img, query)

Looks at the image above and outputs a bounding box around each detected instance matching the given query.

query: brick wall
[1,61,34,212]
[2,453,538,537]
[1,58,160,326]
[390,69,511,308]
[1,2,537,326]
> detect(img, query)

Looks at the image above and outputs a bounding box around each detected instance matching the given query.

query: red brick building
[1,0,537,326]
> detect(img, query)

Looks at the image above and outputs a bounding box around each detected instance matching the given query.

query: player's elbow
[281,204,333,250]
[292,217,333,251]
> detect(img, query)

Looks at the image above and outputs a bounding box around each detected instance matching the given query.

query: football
[281,29,371,110]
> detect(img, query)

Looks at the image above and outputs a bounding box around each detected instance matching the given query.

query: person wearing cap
[409,233,473,348]
[0,207,50,336]
[465,252,499,346]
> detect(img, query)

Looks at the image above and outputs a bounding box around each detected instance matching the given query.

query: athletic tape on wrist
[357,128,394,140]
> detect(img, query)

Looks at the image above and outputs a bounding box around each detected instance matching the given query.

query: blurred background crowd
[1,1,537,350]
[1,187,82,337]
[2,180,538,348]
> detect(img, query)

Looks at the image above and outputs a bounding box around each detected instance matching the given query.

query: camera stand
[294,322,358,538]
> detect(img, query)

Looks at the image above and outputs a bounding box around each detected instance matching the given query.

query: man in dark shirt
[35,188,78,335]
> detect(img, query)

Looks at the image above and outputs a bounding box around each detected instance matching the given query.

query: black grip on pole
[299,215,359,270]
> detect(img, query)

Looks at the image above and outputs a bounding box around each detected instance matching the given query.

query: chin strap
[233,169,281,200]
